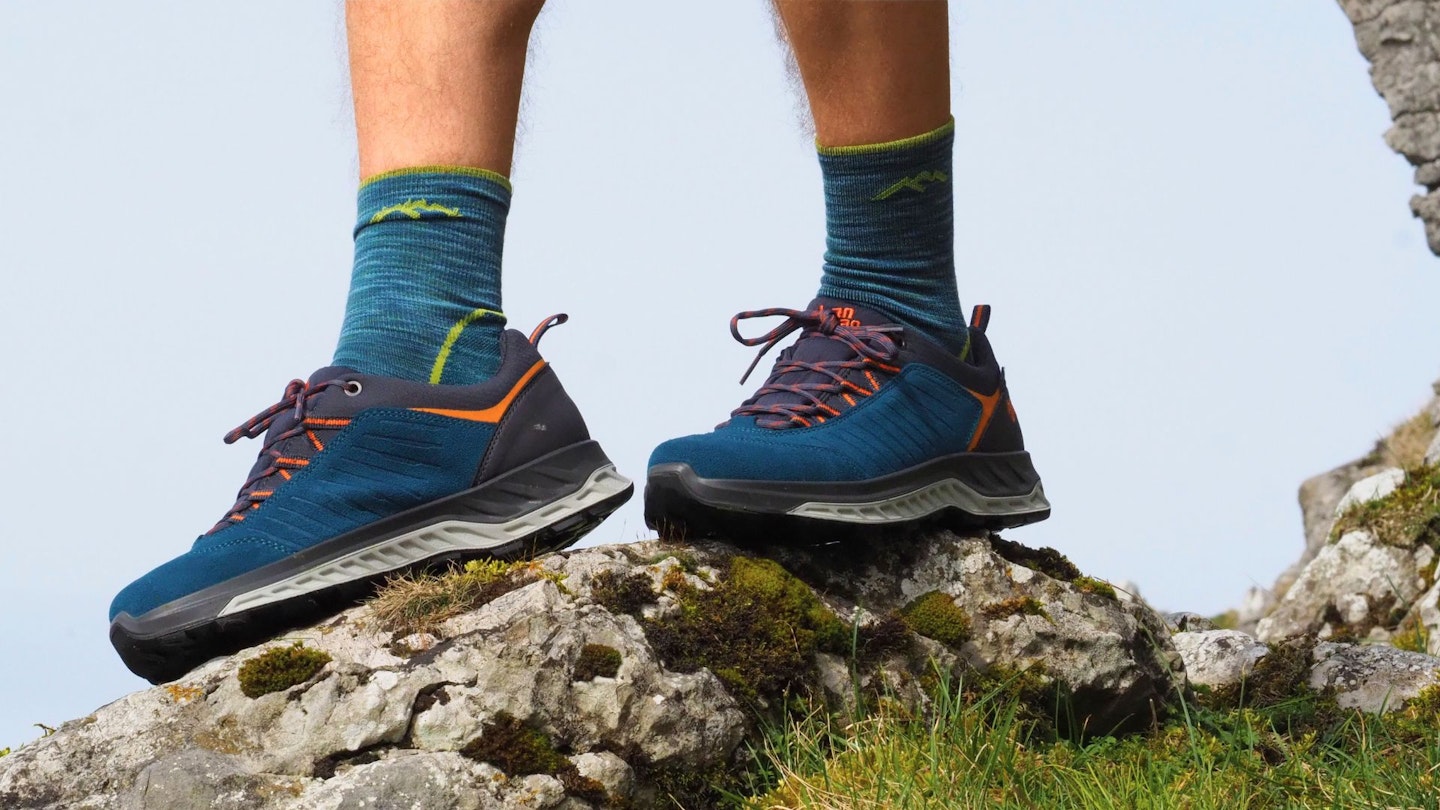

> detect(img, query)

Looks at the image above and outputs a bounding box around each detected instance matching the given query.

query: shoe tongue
[744,299,897,417]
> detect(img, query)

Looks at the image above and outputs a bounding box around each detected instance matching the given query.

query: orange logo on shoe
[409,361,546,424]
[966,387,1004,451]
[817,305,862,328]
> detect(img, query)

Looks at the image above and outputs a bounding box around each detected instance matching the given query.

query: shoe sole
[111,440,633,684]
[644,450,1048,542]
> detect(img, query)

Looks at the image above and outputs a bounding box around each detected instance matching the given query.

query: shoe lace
[729,307,901,429]
[209,377,354,531]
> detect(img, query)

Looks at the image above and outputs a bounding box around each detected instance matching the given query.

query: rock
[1426,429,1440,467]
[1405,580,1440,657]
[766,532,1187,734]
[1164,612,1217,633]
[1339,0,1440,254]
[1279,458,1385,601]
[1256,531,1426,642]
[1310,642,1440,712]
[1172,630,1270,690]
[1333,468,1406,516]
[1232,586,1276,635]
[0,531,1185,808]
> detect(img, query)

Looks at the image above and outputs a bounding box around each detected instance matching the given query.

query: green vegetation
[369,558,535,636]
[1073,576,1118,601]
[1331,465,1440,550]
[591,569,658,617]
[236,642,331,698]
[573,644,622,681]
[643,555,849,704]
[900,591,971,648]
[460,713,607,804]
[744,674,1440,809]
[982,596,1049,620]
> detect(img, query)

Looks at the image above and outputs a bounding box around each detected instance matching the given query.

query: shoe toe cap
[109,534,295,622]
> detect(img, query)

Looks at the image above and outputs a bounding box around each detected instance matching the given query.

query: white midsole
[217,465,631,617]
[786,477,1049,524]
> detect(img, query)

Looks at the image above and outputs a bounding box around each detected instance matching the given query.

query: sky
[2,1,1438,751]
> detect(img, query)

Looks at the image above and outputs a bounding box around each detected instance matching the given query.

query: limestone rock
[1256,531,1426,642]
[1339,0,1440,254]
[1172,630,1270,690]
[1279,458,1385,601]
[1333,468,1406,516]
[0,531,1187,808]
[766,532,1187,733]
[1310,641,1440,712]
[1164,612,1217,633]
[1426,428,1440,467]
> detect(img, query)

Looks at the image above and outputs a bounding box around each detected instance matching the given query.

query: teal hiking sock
[334,166,511,385]
[816,118,967,354]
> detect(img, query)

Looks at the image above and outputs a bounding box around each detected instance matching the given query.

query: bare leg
[772,0,950,148]
[347,0,545,178]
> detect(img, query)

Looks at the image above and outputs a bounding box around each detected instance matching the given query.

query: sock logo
[871,170,948,202]
[370,199,463,224]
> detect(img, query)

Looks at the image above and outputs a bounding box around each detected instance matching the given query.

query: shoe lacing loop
[210,377,351,531]
[729,307,901,429]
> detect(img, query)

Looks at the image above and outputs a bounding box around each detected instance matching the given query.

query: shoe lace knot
[210,377,353,531]
[729,306,901,429]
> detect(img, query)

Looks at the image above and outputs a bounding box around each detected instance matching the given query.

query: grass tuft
[368,558,535,636]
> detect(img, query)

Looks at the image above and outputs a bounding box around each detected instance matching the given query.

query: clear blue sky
[1,1,1437,749]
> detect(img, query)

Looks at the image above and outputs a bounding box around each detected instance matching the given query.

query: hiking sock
[334,166,510,385]
[815,118,968,355]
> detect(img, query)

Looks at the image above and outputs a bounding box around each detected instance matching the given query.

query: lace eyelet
[343,381,363,397]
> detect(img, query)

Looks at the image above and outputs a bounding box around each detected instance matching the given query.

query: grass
[368,558,544,636]
[742,672,1440,810]
[1331,465,1440,551]
[1378,412,1438,472]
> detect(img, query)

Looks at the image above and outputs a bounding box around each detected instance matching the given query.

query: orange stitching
[842,393,856,407]
[306,430,324,451]
[865,371,880,391]
[303,417,351,427]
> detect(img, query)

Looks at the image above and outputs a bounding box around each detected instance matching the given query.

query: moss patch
[461,712,568,775]
[1331,465,1440,550]
[591,570,657,618]
[982,596,1050,620]
[237,642,331,698]
[1073,576,1118,601]
[988,536,1082,582]
[642,555,848,705]
[574,644,622,681]
[368,558,536,636]
[900,591,971,648]
[1203,637,1318,714]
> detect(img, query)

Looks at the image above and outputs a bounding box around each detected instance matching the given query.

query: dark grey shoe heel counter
[474,366,594,484]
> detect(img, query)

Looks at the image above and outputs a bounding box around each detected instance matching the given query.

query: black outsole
[643,471,1048,547]
[110,483,632,685]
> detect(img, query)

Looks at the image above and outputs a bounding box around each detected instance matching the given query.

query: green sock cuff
[816,117,956,157]
[360,165,513,193]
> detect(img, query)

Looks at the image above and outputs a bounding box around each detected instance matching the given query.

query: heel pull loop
[969,305,992,334]
[529,314,569,347]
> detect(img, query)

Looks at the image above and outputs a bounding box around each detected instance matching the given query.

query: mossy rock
[237,642,331,698]
[641,555,849,705]
[1332,465,1440,550]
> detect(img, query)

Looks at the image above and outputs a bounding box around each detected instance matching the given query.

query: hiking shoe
[645,299,1048,540]
[110,315,632,683]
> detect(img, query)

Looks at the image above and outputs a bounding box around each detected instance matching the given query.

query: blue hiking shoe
[645,299,1049,540]
[110,315,632,683]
